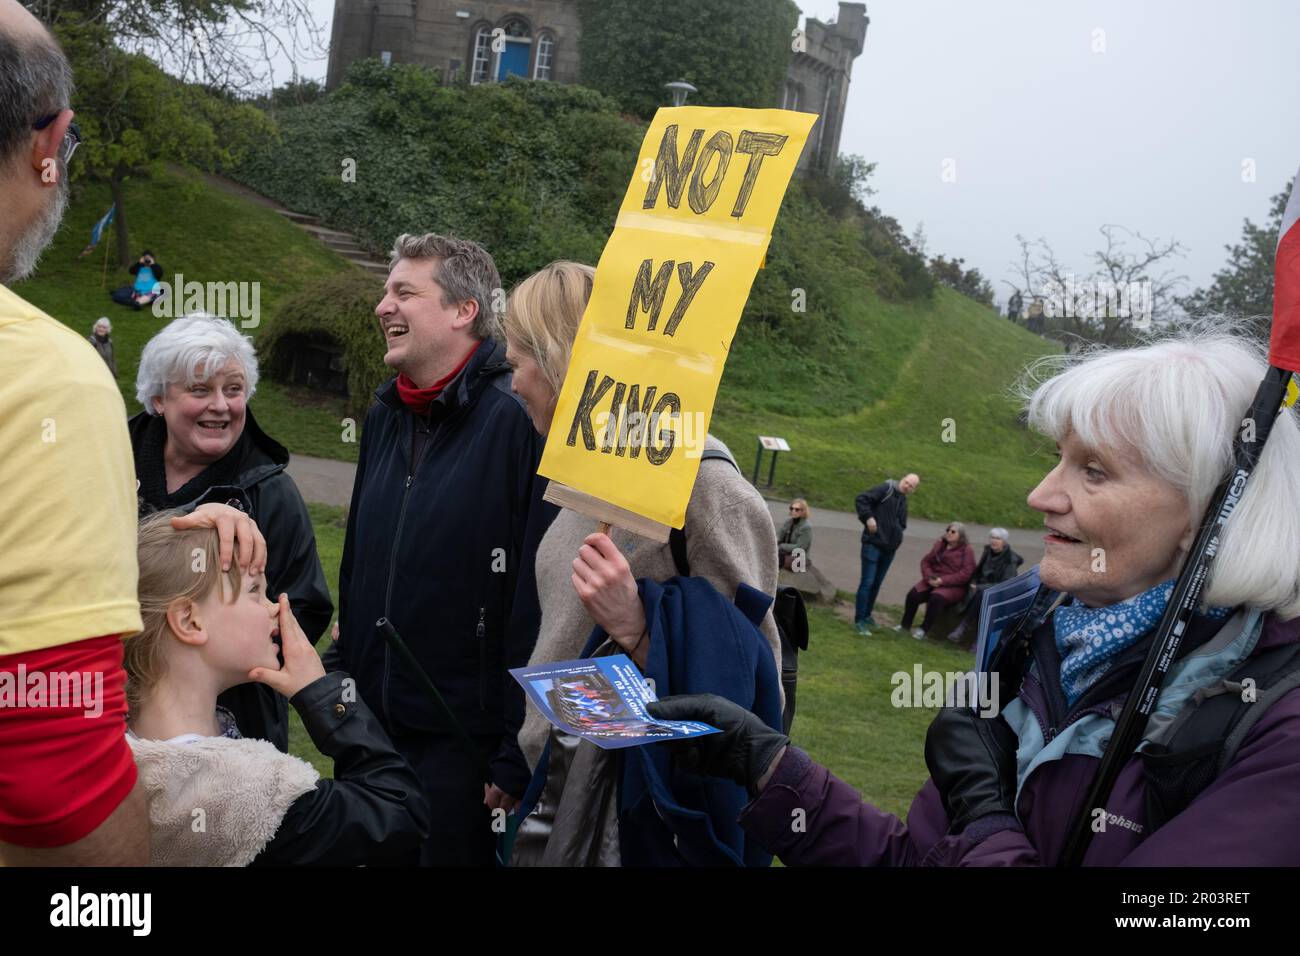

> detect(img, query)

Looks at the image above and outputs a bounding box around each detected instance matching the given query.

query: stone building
[325,0,867,174]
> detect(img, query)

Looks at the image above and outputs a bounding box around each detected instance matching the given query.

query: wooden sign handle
[596,521,612,535]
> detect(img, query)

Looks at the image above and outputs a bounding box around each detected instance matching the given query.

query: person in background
[948,527,1024,644]
[854,473,920,633]
[778,498,812,570]
[128,250,163,306]
[896,522,976,640]
[88,316,117,376]
[131,314,332,752]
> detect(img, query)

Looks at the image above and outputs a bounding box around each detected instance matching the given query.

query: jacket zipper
[477,607,487,711]
[381,410,435,727]
[380,472,415,728]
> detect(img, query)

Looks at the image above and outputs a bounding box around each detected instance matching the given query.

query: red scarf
[395,344,479,415]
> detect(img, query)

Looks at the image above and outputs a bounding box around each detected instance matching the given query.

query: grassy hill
[16,166,1056,526]
[12,168,367,462]
[715,286,1058,527]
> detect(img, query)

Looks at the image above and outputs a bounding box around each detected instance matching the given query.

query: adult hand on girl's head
[172,503,267,576]
[571,532,646,657]
[250,594,326,698]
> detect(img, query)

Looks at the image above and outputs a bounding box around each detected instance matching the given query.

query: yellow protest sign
[538,106,815,537]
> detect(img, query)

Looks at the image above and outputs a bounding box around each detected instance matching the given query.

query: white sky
[286,0,1300,306]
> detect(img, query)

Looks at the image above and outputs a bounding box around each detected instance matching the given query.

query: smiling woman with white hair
[87,316,116,377]
[128,313,332,753]
[645,327,1300,866]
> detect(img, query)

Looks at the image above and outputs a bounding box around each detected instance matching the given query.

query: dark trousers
[900,586,957,632]
[386,732,501,866]
[855,543,895,624]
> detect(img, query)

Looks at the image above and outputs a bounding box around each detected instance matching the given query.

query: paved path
[286,453,1043,607]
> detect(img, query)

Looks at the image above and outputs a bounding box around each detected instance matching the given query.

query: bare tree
[1005,226,1187,348]
[30,0,325,94]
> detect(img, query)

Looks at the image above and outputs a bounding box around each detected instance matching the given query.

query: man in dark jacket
[854,473,919,633]
[336,233,555,866]
[130,404,334,751]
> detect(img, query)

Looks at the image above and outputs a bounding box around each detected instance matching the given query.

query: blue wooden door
[497,40,529,79]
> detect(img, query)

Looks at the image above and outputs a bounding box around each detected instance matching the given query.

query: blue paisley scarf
[1054,579,1232,707]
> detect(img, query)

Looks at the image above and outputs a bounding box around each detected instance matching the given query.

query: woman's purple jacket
[739,613,1300,865]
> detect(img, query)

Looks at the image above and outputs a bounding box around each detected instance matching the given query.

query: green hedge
[577,0,799,118]
[258,270,391,420]
[231,60,642,286]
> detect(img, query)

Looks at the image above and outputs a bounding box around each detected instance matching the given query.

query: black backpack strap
[668,447,741,577]
[1142,640,1300,832]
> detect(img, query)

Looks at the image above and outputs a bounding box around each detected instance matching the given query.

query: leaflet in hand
[510,654,720,749]
[975,566,1045,675]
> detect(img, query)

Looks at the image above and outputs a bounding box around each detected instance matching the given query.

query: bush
[231,60,642,285]
[576,0,798,118]
[259,270,391,419]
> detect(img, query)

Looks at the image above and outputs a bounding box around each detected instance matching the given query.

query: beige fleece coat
[518,436,781,771]
[128,734,320,867]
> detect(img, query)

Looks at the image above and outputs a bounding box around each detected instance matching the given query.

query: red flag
[1268,167,1300,371]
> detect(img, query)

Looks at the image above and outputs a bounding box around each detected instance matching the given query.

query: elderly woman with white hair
[947,527,1024,645]
[647,329,1300,865]
[88,316,116,377]
[128,314,333,752]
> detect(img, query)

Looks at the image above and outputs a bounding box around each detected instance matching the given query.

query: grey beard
[1,174,69,284]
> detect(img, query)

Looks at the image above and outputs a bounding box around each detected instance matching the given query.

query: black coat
[336,337,556,800]
[855,480,909,551]
[973,544,1024,586]
[129,406,334,752]
[251,671,430,865]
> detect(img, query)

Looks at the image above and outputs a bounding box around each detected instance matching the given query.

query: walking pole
[1058,167,1300,866]
[375,617,490,785]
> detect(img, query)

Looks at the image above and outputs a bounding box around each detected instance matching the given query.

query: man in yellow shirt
[0,0,266,865]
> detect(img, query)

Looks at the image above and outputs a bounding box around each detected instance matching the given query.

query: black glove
[924,706,1019,833]
[647,694,790,793]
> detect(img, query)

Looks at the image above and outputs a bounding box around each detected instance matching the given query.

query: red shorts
[0,635,137,848]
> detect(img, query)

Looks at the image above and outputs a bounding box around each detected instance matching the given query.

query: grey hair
[0,19,73,171]
[989,527,1010,542]
[945,521,968,547]
[1018,324,1300,618]
[93,316,111,333]
[389,233,502,340]
[135,314,260,414]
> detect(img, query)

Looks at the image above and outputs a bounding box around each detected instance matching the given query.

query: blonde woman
[778,498,812,569]
[503,261,782,865]
[124,512,428,865]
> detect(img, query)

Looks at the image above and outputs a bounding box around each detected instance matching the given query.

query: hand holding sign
[571,532,648,666]
[540,106,816,539]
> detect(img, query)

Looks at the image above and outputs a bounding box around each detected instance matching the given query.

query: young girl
[125,511,430,866]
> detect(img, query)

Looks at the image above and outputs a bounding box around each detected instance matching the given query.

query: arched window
[470,23,492,84]
[533,32,555,81]
[499,15,530,39]
[782,80,802,111]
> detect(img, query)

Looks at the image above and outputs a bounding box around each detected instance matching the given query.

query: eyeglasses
[32,112,81,165]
